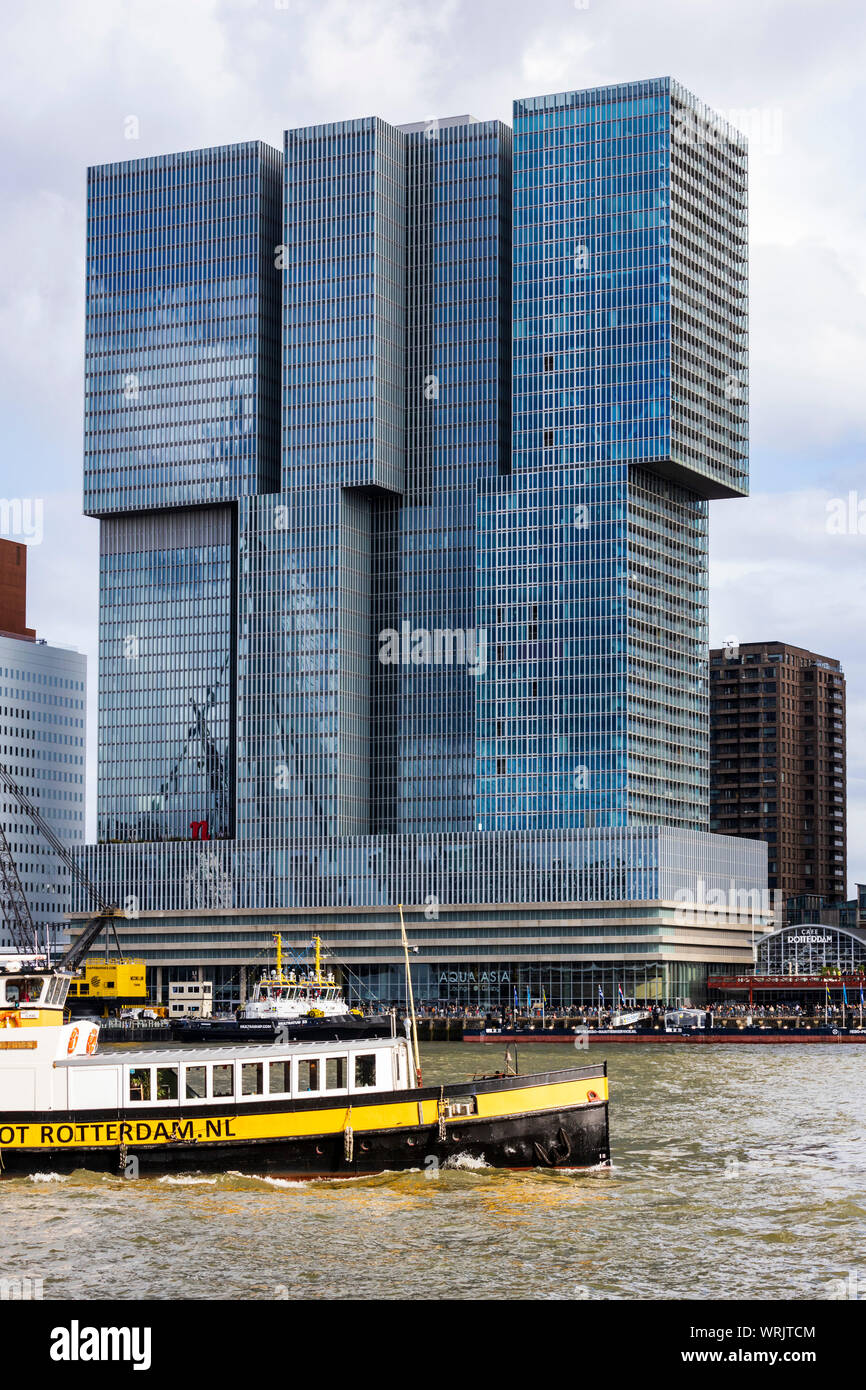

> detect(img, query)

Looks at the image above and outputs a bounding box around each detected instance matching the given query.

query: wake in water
[442,1152,492,1171]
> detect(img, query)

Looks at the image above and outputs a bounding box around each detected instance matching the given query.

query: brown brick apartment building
[0,539,36,640]
[710,641,846,900]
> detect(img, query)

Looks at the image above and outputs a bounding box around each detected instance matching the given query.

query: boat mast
[313,935,322,985]
[398,903,421,1085]
[274,933,283,983]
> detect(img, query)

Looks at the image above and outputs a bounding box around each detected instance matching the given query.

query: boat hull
[463,1027,866,1044]
[172,1017,391,1045]
[0,1067,609,1178]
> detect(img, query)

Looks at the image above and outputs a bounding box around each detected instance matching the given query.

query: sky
[1,0,864,890]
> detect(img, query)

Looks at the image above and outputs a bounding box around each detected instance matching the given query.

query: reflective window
[354,1054,376,1088]
[184,1066,207,1100]
[129,1068,151,1102]
[325,1056,347,1090]
[297,1059,319,1093]
[269,1060,292,1095]
[242,1062,263,1096]
[212,1064,234,1098]
[156,1067,178,1101]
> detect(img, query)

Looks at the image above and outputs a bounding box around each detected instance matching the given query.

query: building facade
[77,79,762,1006]
[710,641,846,900]
[0,541,87,953]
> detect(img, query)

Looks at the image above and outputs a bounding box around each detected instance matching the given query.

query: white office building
[0,634,87,953]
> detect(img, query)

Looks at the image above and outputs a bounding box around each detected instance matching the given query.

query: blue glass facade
[477,78,746,835]
[84,142,282,516]
[379,118,511,834]
[97,507,236,843]
[86,143,282,846]
[78,88,758,1000]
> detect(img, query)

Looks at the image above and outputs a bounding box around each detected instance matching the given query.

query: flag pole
[399,903,421,1086]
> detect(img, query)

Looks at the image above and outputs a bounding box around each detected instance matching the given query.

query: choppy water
[2,1044,864,1300]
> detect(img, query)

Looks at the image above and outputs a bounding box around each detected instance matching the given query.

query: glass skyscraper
[79,81,761,1007]
[481,78,746,836]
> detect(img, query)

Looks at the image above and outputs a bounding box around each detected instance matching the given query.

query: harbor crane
[0,761,126,972]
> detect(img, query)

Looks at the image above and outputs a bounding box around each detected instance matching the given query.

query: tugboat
[173,936,389,1043]
[0,957,610,1178]
[242,936,349,1021]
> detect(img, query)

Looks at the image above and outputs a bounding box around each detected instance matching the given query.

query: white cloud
[710,488,866,894]
[750,243,866,471]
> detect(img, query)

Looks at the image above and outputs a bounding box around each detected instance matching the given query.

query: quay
[92,1012,866,1045]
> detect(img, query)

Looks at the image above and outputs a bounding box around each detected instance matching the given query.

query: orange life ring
[86,1029,98,1055]
[67,1028,80,1054]
[586,1089,599,1102]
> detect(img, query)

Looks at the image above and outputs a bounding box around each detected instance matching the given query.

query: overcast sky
[1,0,864,889]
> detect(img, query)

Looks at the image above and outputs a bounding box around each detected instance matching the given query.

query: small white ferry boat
[0,960,610,1177]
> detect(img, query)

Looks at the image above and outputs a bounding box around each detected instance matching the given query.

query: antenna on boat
[398,903,422,1085]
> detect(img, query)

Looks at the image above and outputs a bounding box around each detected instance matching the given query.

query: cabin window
[20,978,43,1003]
[213,1064,234,1098]
[156,1067,178,1101]
[325,1056,346,1090]
[45,978,63,1006]
[129,1068,151,1102]
[268,1060,291,1095]
[297,1059,319,1093]
[354,1054,377,1088]
[242,1062,263,1096]
[184,1066,207,1100]
[6,977,44,1004]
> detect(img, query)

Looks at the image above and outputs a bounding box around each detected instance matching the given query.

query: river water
[2,1043,863,1301]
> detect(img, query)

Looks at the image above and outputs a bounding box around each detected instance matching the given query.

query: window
[213,1064,234,1098]
[269,1060,291,1095]
[242,1062,263,1096]
[326,1056,347,1090]
[297,1059,319,1093]
[156,1067,178,1101]
[184,1066,206,1100]
[129,1068,151,1102]
[354,1054,376,1088]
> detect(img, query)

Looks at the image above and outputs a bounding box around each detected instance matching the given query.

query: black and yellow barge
[0,964,610,1178]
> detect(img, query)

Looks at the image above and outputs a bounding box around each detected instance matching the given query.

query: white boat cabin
[1,988,415,1115]
[56,1037,415,1112]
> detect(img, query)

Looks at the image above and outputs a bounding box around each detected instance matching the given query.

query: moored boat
[172,935,390,1044]
[239,934,359,1024]
[0,961,610,1177]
